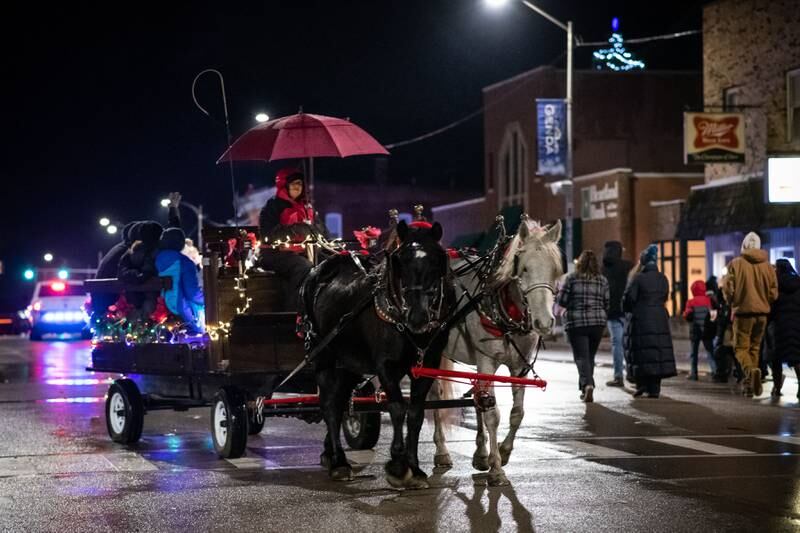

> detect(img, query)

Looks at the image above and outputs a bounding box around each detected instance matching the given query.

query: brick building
[433,67,705,312]
[677,0,800,277]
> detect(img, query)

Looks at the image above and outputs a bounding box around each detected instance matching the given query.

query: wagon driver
[258,167,321,309]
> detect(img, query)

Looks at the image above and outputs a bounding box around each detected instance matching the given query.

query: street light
[99,217,110,227]
[485,0,575,270]
[160,198,204,251]
[43,253,53,263]
[57,269,69,280]
[255,112,270,123]
[106,224,118,235]
[192,69,238,222]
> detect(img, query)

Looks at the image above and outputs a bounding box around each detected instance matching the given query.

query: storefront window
[498,123,528,211]
[771,246,796,269]
[713,251,735,277]
[658,240,706,316]
[324,212,343,239]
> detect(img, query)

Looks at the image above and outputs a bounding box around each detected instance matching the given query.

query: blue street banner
[536,99,567,176]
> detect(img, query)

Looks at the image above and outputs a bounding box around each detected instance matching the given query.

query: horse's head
[392,220,449,334]
[495,218,563,336]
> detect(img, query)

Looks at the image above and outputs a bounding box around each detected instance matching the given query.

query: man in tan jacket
[722,232,778,397]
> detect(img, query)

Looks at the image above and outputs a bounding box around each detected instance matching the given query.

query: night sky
[0,0,703,309]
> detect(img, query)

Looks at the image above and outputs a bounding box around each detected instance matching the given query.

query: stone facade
[703,0,800,181]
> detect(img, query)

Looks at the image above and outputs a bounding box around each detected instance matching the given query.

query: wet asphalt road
[1,335,800,532]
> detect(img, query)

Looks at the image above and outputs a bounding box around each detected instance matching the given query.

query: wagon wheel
[211,386,248,458]
[342,383,381,450]
[248,411,265,435]
[105,378,145,444]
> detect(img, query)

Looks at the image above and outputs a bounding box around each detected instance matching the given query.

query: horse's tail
[428,356,459,434]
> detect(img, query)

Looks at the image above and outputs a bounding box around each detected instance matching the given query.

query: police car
[27,280,91,340]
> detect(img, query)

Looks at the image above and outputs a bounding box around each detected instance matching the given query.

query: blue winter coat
[155,250,204,327]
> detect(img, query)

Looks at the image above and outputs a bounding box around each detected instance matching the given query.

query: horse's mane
[494,219,562,284]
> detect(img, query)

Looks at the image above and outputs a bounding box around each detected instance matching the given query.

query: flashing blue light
[57,269,69,280]
[41,310,87,324]
[23,269,35,280]
[611,17,619,32]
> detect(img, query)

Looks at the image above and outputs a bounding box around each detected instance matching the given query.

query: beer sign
[684,112,745,164]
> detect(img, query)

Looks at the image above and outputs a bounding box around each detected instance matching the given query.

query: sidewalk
[542,335,712,376]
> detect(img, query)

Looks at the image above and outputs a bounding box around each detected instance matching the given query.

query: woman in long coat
[623,244,677,398]
[770,259,800,399]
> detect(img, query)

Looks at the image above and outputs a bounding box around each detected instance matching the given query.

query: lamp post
[191,69,238,223]
[487,0,575,269]
[161,198,204,251]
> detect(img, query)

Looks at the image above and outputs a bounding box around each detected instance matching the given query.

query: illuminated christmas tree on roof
[592,18,645,72]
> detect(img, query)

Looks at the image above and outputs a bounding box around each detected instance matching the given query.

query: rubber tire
[248,417,265,436]
[105,379,145,444]
[29,328,43,341]
[342,409,381,450]
[211,386,248,459]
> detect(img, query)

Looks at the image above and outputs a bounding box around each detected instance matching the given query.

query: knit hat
[640,244,658,266]
[137,221,164,246]
[122,221,138,246]
[159,227,186,251]
[741,232,761,252]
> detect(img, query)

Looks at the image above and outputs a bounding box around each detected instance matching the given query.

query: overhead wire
[384,29,700,150]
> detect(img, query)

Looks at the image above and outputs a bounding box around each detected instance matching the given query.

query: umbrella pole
[308,157,315,205]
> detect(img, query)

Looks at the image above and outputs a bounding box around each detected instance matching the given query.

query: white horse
[431,218,563,486]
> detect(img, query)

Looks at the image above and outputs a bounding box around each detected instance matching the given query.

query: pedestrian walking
[602,241,633,387]
[769,259,800,399]
[722,232,778,397]
[682,280,717,380]
[557,250,610,402]
[623,244,676,398]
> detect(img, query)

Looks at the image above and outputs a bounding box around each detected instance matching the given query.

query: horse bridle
[384,241,448,332]
[523,282,556,297]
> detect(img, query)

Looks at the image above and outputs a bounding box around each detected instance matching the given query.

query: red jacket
[259,167,315,252]
[683,280,711,321]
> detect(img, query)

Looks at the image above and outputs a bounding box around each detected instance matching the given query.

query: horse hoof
[320,453,331,469]
[434,453,453,468]
[386,468,412,489]
[472,455,490,472]
[499,450,511,466]
[330,465,353,481]
[488,472,510,487]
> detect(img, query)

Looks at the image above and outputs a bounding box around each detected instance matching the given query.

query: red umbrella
[216,112,389,163]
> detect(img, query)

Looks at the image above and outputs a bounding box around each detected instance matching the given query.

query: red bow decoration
[150,296,170,324]
[353,226,382,250]
[107,294,133,320]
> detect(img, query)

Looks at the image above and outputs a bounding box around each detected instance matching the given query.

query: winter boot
[742,370,753,397]
[751,368,763,397]
[771,374,785,398]
[688,356,698,381]
[795,365,800,401]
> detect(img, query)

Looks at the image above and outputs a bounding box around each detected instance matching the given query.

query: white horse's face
[515,220,563,336]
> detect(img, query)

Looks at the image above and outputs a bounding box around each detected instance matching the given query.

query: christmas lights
[592,19,645,72]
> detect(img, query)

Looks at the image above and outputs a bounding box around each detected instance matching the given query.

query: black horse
[302,220,454,489]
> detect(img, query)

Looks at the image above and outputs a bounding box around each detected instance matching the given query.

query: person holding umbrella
[258,167,321,310]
